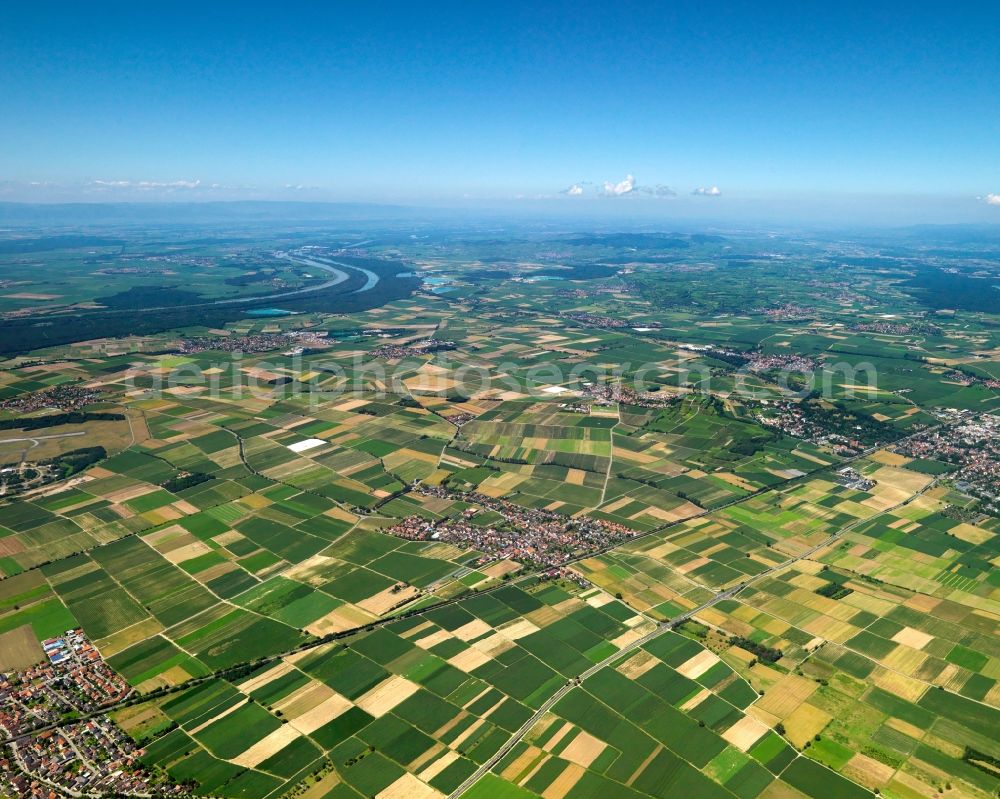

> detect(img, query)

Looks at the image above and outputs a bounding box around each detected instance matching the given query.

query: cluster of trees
[160,472,213,493]
[0,412,124,432]
[815,581,853,600]
[728,635,783,663]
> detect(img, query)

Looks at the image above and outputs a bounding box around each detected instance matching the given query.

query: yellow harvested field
[384,448,439,467]
[472,632,516,657]
[237,661,295,694]
[307,605,375,636]
[453,619,492,641]
[481,559,521,578]
[614,447,660,464]
[357,584,420,614]
[498,618,540,640]
[289,694,353,735]
[299,772,343,799]
[333,398,370,411]
[376,773,443,799]
[448,647,493,672]
[871,465,933,491]
[584,591,614,608]
[676,649,720,679]
[231,725,302,768]
[500,746,543,783]
[885,717,926,741]
[404,373,459,391]
[601,496,633,513]
[712,472,759,491]
[142,524,189,548]
[903,593,940,613]
[722,715,769,752]
[559,731,606,768]
[642,541,681,560]
[617,650,658,679]
[103,484,159,503]
[869,451,910,466]
[162,540,213,564]
[212,530,244,547]
[632,502,701,522]
[414,629,454,649]
[872,671,927,702]
[356,676,420,717]
[890,627,934,649]
[883,646,928,677]
[676,556,711,575]
[324,506,358,523]
[276,681,336,718]
[611,626,653,650]
[566,468,587,485]
[525,606,562,628]
[135,663,193,692]
[679,688,711,712]
[783,703,831,748]
[410,742,446,774]
[542,722,574,752]
[842,753,895,789]
[949,522,993,545]
[755,674,817,718]
[541,762,585,799]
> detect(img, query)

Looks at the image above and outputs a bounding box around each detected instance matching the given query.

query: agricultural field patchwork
[1,226,999,799]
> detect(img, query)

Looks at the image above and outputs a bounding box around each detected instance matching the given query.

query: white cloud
[638,184,677,197]
[561,175,677,199]
[89,179,202,191]
[692,186,722,197]
[984,193,1000,206]
[602,174,637,196]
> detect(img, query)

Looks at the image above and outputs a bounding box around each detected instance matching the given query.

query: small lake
[247,308,297,316]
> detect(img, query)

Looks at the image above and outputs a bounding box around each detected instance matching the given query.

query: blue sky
[2,1,999,220]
